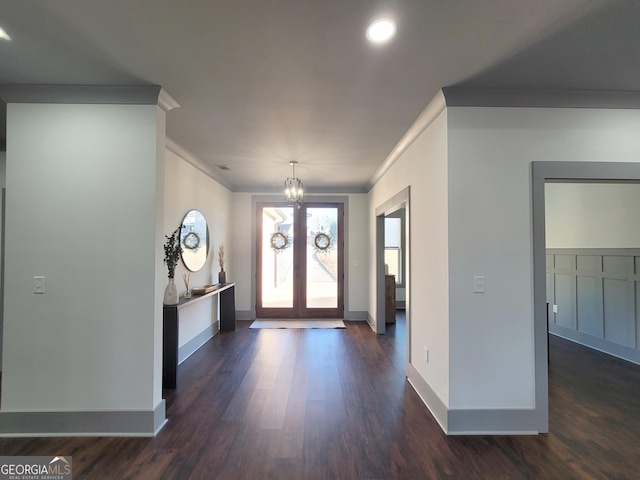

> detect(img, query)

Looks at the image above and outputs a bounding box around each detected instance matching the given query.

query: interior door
[256,202,343,318]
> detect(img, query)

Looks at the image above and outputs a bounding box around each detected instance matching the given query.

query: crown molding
[233,185,368,194]
[367,89,446,190]
[0,84,163,105]
[0,84,181,111]
[366,87,640,191]
[165,137,233,191]
[158,88,180,112]
[442,87,640,109]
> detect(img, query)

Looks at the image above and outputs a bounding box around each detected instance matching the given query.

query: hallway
[1,317,639,479]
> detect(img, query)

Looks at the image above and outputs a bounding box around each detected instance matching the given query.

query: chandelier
[284,161,304,208]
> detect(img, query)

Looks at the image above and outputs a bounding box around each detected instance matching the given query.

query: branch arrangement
[164,226,183,279]
[218,243,225,271]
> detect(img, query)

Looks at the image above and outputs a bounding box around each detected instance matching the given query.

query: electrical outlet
[424,346,429,363]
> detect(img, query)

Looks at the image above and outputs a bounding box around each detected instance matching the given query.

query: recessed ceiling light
[366,18,396,44]
[0,26,11,41]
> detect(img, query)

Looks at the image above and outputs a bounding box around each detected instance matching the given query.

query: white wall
[446,106,640,410]
[0,151,5,371]
[230,192,369,319]
[164,149,232,348]
[346,194,369,314]
[369,104,450,406]
[1,103,163,413]
[153,107,166,410]
[230,193,253,314]
[546,183,640,248]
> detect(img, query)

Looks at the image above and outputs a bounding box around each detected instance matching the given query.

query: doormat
[250,319,346,329]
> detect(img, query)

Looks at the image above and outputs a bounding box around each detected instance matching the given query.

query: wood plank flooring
[1,315,640,479]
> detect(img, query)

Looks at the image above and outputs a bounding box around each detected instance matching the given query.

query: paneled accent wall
[547,249,640,365]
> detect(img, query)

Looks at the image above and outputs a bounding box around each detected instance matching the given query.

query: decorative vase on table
[163,225,183,306]
[217,243,226,285]
[164,278,179,305]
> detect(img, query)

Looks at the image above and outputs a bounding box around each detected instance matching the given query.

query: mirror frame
[180,209,209,272]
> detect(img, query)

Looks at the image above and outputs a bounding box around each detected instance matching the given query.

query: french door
[256,202,344,318]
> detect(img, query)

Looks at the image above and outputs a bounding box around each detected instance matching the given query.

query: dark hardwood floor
[1,314,640,479]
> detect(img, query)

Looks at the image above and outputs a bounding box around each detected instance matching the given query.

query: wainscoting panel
[555,273,576,329]
[636,283,640,350]
[547,249,640,365]
[603,278,634,347]
[577,274,601,337]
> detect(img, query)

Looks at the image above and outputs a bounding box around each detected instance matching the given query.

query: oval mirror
[180,209,209,272]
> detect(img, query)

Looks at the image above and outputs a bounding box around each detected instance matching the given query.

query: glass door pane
[306,207,338,309]
[261,206,294,308]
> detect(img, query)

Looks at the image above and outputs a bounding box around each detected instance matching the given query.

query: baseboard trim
[550,325,640,366]
[236,310,255,321]
[447,408,539,435]
[406,363,539,435]
[178,324,218,364]
[0,400,166,437]
[366,312,375,331]
[154,400,168,435]
[407,362,448,432]
[344,310,368,321]
[236,309,368,322]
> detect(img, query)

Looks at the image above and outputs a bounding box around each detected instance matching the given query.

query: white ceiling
[1,0,638,191]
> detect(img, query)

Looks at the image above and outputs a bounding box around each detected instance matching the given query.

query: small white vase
[164,278,179,305]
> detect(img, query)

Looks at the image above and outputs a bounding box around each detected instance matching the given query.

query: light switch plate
[34,276,45,294]
[473,276,485,293]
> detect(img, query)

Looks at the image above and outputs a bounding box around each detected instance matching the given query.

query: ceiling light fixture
[0,26,11,41]
[366,18,396,44]
[284,161,304,209]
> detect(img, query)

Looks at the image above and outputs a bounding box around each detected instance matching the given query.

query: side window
[384,217,402,284]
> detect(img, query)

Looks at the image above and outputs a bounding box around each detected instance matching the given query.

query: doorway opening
[375,187,411,368]
[532,161,640,433]
[256,202,344,318]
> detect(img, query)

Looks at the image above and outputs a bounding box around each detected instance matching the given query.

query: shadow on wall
[1,100,5,150]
